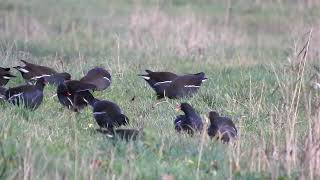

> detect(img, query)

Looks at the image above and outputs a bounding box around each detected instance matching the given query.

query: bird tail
[137,74,150,80]
[20,59,32,65]
[138,69,153,79]
[2,73,16,79]
[13,66,29,73]
[145,69,153,74]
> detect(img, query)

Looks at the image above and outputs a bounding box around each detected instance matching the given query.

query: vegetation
[0,0,319,179]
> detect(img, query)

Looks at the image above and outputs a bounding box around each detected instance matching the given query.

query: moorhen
[81,92,129,131]
[165,72,207,99]
[80,67,111,91]
[208,111,237,143]
[56,80,96,112]
[174,102,203,135]
[5,77,46,109]
[139,70,178,99]
[14,60,57,82]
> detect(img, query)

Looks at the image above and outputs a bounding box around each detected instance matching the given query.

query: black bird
[165,72,207,99]
[174,103,203,135]
[0,67,15,86]
[80,67,111,91]
[45,72,71,86]
[0,86,7,100]
[139,70,178,99]
[5,78,46,109]
[14,60,57,82]
[56,80,96,112]
[81,92,129,131]
[208,111,237,143]
[97,128,141,141]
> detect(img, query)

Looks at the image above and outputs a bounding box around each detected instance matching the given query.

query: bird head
[208,111,219,123]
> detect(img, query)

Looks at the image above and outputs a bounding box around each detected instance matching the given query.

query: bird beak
[67,92,72,96]
[175,104,181,112]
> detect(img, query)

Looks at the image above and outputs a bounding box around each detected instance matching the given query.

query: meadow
[0,0,320,179]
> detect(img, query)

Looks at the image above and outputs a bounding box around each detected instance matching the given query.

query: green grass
[0,0,320,179]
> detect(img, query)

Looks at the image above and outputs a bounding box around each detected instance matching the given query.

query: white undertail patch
[106,134,114,138]
[18,68,29,73]
[141,76,150,80]
[2,76,12,80]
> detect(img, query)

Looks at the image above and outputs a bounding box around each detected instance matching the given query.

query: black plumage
[81,92,129,131]
[174,103,203,135]
[80,67,111,91]
[165,72,207,99]
[45,72,71,86]
[5,78,46,109]
[92,100,129,130]
[208,111,237,143]
[56,80,96,112]
[14,60,57,82]
[96,128,141,141]
[0,86,7,100]
[0,67,15,86]
[139,70,178,99]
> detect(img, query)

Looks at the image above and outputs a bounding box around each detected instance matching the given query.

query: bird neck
[83,93,99,107]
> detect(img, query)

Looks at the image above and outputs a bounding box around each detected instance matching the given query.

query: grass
[0,0,320,179]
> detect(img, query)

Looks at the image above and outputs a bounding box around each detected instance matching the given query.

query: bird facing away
[208,111,237,143]
[81,92,129,131]
[0,67,15,86]
[80,67,111,91]
[165,72,207,99]
[139,70,178,99]
[5,77,46,109]
[14,60,57,82]
[174,103,203,135]
[56,80,96,112]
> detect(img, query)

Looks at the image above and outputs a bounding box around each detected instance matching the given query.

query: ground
[0,0,320,179]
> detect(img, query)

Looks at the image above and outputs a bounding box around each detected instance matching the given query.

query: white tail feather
[18,68,29,73]
[2,76,12,80]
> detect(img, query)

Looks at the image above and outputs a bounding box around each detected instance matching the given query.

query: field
[0,0,320,179]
